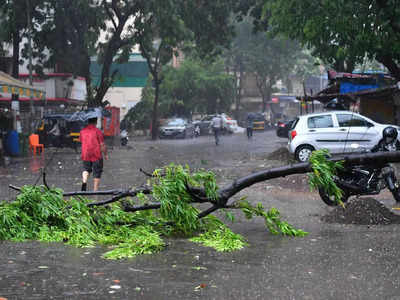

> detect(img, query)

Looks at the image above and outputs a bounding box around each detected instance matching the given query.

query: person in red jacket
[80,117,108,191]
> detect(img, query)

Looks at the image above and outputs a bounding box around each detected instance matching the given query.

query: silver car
[159,118,195,139]
[288,111,400,162]
[193,114,237,135]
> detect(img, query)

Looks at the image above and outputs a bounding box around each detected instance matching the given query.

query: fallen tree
[11,149,400,216]
[5,150,400,259]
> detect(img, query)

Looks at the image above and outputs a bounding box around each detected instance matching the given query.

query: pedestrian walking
[246,113,254,139]
[48,121,61,147]
[80,117,108,191]
[211,115,223,145]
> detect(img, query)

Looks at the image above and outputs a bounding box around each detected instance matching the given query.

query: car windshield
[253,114,264,121]
[166,119,186,126]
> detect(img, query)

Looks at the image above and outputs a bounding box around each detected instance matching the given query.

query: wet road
[1,130,400,299]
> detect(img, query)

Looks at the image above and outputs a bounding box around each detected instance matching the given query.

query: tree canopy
[123,57,234,130]
[223,19,318,113]
[0,0,241,116]
[163,58,234,116]
[132,0,238,139]
[258,0,400,77]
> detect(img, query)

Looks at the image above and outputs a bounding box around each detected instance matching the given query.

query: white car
[193,113,238,135]
[288,111,400,162]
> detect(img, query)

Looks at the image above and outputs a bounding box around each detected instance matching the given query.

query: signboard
[70,78,87,101]
[11,100,19,110]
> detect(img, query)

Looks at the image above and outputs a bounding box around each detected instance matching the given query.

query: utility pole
[26,0,34,133]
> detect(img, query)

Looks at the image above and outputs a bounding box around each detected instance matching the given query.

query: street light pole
[26,0,34,133]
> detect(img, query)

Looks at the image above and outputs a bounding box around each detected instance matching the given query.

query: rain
[1,0,400,299]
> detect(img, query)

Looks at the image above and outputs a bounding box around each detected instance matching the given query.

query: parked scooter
[318,126,400,206]
[120,129,129,146]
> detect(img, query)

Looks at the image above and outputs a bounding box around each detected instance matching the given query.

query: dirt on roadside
[265,147,293,163]
[321,197,400,225]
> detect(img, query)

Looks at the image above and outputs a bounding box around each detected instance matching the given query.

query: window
[307,115,333,128]
[291,118,299,130]
[337,114,370,127]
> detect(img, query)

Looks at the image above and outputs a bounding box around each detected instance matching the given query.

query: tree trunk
[11,21,20,132]
[91,43,117,107]
[234,63,243,120]
[377,54,400,81]
[151,75,160,140]
[262,84,272,113]
[219,150,400,202]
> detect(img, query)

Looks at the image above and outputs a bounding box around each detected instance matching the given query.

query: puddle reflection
[29,155,45,173]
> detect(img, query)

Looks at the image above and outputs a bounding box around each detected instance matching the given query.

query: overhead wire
[33,147,59,186]
[341,98,371,153]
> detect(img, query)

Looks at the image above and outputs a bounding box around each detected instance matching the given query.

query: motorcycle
[318,143,400,206]
[120,130,129,146]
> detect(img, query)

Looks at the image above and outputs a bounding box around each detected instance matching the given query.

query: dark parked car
[193,115,214,135]
[276,119,294,138]
[159,118,195,139]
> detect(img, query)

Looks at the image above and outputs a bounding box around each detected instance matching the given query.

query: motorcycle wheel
[391,189,400,202]
[387,175,400,202]
[318,187,349,206]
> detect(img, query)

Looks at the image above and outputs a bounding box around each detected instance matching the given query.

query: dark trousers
[247,127,253,138]
[213,128,220,145]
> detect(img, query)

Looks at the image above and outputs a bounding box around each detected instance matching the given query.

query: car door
[200,116,213,134]
[335,113,378,152]
[306,114,343,153]
[186,120,194,136]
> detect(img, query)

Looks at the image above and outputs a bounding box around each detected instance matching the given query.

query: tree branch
[218,151,400,202]
[122,203,161,212]
[9,184,21,192]
[140,168,155,177]
[86,187,151,207]
[103,0,118,30]
[63,189,126,196]
[197,205,220,219]
[42,169,49,190]
[184,181,214,203]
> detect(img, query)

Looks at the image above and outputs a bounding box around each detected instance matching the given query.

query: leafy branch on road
[5,150,400,259]
[308,149,344,206]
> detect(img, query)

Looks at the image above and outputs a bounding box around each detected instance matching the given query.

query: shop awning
[0,71,45,98]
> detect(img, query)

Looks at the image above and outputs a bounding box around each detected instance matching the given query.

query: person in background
[246,114,254,139]
[211,114,223,145]
[48,120,61,147]
[80,117,108,191]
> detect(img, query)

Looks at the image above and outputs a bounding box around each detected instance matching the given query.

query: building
[308,71,400,124]
[238,72,327,123]
[0,35,87,133]
[90,53,149,120]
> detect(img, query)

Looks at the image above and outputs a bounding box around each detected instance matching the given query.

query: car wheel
[295,145,314,162]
